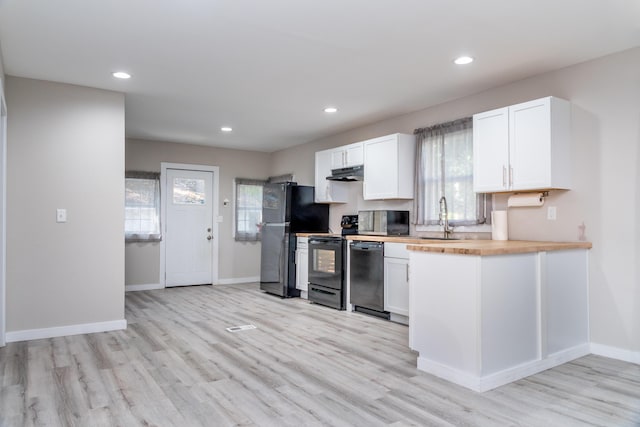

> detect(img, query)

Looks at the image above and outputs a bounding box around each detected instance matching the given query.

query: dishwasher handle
[350,242,383,251]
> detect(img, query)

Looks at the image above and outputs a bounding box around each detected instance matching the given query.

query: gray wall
[270,47,640,354]
[0,46,5,343]
[0,47,5,88]
[125,138,271,285]
[6,77,125,331]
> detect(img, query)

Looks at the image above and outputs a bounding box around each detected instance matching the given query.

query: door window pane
[173,178,206,205]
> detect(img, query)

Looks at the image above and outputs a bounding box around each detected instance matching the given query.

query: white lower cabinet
[384,243,410,322]
[296,237,309,295]
[409,248,590,392]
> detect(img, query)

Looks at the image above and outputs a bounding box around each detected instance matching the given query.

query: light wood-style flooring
[1,283,639,426]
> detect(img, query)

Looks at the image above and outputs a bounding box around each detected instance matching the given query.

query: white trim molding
[217,276,260,285]
[160,162,220,288]
[591,343,640,365]
[6,319,127,343]
[417,343,590,392]
[125,283,163,292]
[0,77,7,346]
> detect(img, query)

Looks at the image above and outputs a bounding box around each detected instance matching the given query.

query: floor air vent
[225,324,257,332]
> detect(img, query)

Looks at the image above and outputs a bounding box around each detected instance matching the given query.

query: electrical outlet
[56,208,67,223]
[547,206,557,221]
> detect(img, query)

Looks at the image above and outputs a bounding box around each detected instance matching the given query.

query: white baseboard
[389,313,409,326]
[591,343,640,365]
[217,276,259,285]
[126,278,259,289]
[417,343,590,393]
[6,319,127,343]
[125,283,163,292]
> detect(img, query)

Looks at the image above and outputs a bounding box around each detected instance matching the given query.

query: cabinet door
[345,143,364,167]
[473,107,509,192]
[330,149,345,169]
[510,98,552,190]
[315,150,331,202]
[296,248,309,291]
[364,136,398,199]
[384,257,409,316]
[315,149,348,203]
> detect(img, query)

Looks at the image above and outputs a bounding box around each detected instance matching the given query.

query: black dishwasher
[349,241,389,319]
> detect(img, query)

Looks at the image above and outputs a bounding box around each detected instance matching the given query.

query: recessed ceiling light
[454,56,474,65]
[324,107,338,113]
[221,126,233,132]
[112,71,131,79]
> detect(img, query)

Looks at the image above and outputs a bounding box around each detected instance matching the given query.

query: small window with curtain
[235,178,267,241]
[125,171,162,242]
[414,118,490,227]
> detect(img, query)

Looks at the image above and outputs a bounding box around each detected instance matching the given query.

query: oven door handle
[310,286,336,295]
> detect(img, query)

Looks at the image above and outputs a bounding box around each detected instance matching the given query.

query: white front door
[164,168,215,287]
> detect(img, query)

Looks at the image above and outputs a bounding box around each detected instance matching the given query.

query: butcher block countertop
[407,240,592,256]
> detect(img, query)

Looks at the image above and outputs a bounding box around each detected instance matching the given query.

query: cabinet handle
[406,263,409,282]
[509,166,514,188]
[502,165,507,188]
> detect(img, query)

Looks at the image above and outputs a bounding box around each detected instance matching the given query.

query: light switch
[56,208,67,223]
[547,206,557,221]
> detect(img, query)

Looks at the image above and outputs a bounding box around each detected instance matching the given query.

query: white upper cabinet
[473,96,571,193]
[314,148,348,203]
[363,133,415,200]
[473,107,510,192]
[330,142,364,169]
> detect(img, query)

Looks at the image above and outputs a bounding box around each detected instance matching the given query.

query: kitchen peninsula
[407,240,592,392]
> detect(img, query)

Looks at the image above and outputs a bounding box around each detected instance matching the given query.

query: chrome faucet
[439,196,454,239]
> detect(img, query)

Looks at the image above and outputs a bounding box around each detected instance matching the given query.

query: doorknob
[207,235,213,241]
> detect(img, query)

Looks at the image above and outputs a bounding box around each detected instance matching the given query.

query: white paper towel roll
[491,210,508,241]
[507,192,545,208]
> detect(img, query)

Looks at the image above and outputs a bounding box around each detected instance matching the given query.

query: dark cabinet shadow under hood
[326,164,364,182]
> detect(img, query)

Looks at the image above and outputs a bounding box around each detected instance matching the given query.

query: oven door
[308,237,343,290]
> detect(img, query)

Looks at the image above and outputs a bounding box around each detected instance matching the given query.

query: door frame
[0,79,7,346]
[160,162,220,287]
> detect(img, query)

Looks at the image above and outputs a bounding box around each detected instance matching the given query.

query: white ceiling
[0,0,639,152]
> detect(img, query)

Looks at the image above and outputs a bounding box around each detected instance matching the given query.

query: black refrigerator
[260,182,329,297]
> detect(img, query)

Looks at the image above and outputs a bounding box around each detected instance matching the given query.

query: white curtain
[414,118,488,226]
[235,178,267,241]
[125,171,162,242]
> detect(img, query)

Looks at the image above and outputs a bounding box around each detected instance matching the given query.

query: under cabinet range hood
[326,165,364,181]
